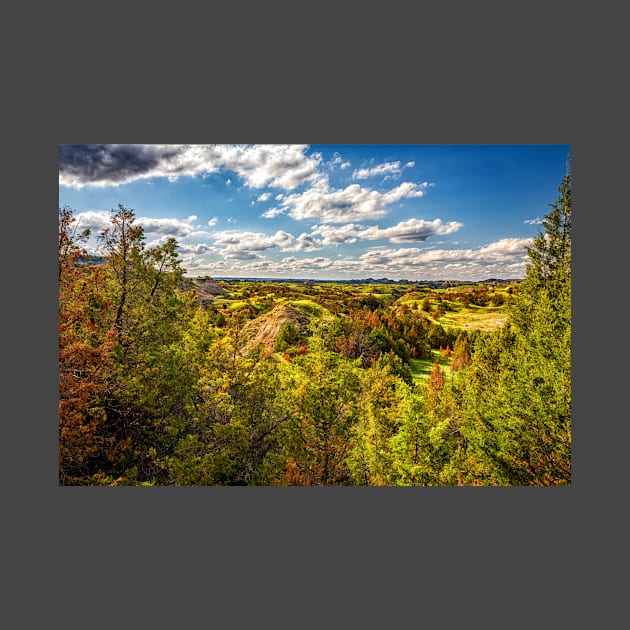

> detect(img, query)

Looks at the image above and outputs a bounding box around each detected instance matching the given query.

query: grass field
[409,349,453,384]
[436,306,508,331]
[285,299,327,318]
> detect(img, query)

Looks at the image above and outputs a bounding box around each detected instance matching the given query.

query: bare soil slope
[241,303,310,355]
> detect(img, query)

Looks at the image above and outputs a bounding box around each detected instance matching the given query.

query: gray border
[8,1,619,627]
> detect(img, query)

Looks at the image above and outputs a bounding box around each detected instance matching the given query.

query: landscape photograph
[58,143,571,486]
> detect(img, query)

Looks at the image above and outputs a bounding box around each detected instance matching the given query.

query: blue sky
[59,144,570,280]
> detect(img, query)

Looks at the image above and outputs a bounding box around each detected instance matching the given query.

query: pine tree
[455,163,572,484]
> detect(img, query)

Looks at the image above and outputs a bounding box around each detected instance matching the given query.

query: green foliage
[59,173,571,485]
[346,362,407,485]
[280,347,361,485]
[435,167,572,485]
[165,335,290,485]
[274,322,306,352]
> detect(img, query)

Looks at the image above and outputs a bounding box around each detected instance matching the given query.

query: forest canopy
[59,170,571,486]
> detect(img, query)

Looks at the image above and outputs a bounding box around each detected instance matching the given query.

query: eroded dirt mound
[241,303,310,355]
[192,277,227,306]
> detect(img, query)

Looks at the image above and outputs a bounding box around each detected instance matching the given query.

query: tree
[58,206,116,484]
[279,343,361,485]
[451,331,472,371]
[347,361,407,485]
[427,359,445,410]
[97,205,145,344]
[451,165,572,485]
[87,205,196,483]
[58,205,90,280]
[166,335,290,485]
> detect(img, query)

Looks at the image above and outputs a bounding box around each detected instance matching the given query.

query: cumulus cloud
[211,229,295,254]
[59,144,323,191]
[207,217,218,227]
[177,243,217,254]
[476,238,533,256]
[59,144,219,188]
[232,255,365,277]
[355,238,532,269]
[309,223,363,245]
[266,180,430,223]
[359,248,423,266]
[283,237,528,279]
[59,145,179,188]
[70,210,115,232]
[201,144,322,190]
[257,192,272,202]
[360,218,463,243]
[281,233,323,252]
[174,235,532,280]
[136,215,199,237]
[281,256,334,270]
[260,206,287,219]
[73,209,199,238]
[524,217,543,225]
[310,218,463,245]
[225,251,262,260]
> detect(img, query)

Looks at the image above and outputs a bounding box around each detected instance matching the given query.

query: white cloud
[353,161,403,180]
[352,160,416,180]
[359,248,423,265]
[60,144,323,191]
[225,251,262,260]
[524,217,543,225]
[175,234,532,280]
[310,218,463,244]
[343,237,534,278]
[210,144,322,190]
[309,223,363,245]
[281,233,324,252]
[211,229,295,254]
[271,180,430,223]
[330,152,351,170]
[70,210,114,232]
[257,192,272,202]
[207,217,218,227]
[476,238,532,256]
[135,215,198,237]
[361,218,463,243]
[188,229,220,239]
[261,206,287,219]
[177,243,217,254]
[73,210,199,238]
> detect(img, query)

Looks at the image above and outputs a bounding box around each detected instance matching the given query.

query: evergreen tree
[58,206,116,484]
[453,164,572,485]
